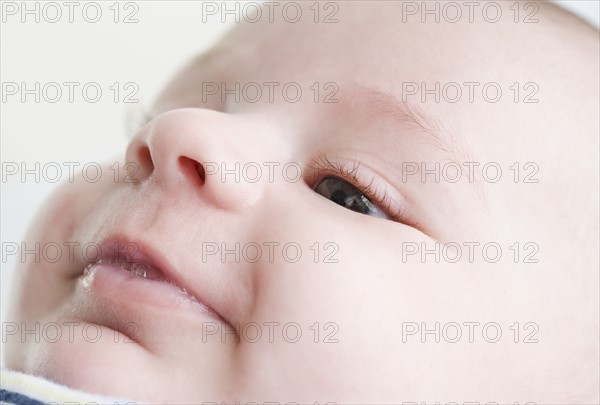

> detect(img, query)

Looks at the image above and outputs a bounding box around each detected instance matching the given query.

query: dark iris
[314,176,385,217]
[330,190,347,206]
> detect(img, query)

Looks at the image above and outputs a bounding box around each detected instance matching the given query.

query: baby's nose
[124,108,266,212]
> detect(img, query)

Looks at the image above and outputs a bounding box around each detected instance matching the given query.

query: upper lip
[92,234,228,324]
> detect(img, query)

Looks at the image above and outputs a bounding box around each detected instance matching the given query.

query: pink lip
[79,237,226,324]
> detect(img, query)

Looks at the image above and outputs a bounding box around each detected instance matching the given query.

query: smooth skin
[5,1,599,403]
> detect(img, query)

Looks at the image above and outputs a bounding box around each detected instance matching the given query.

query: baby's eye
[314,176,390,219]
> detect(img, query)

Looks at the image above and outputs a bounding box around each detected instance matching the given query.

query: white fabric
[0,368,133,405]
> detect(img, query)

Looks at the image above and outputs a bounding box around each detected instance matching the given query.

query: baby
[2,1,599,404]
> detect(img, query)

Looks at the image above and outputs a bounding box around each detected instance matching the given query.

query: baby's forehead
[185,2,588,115]
[213,2,567,74]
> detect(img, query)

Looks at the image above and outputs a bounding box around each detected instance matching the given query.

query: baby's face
[5,2,599,403]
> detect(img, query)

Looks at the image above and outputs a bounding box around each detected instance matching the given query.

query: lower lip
[80,261,222,321]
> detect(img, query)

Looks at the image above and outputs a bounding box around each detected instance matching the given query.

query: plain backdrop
[1,0,598,365]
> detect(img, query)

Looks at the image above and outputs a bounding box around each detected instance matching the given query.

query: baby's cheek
[234,214,419,390]
[5,166,124,361]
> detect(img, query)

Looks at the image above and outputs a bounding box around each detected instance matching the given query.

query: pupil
[331,190,347,206]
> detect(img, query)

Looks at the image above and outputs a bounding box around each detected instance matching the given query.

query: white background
[1,0,598,364]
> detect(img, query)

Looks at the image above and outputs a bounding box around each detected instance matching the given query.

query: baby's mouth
[78,238,227,323]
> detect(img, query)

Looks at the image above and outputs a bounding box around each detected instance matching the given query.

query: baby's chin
[29,343,208,403]
[13,271,239,403]
[26,322,155,399]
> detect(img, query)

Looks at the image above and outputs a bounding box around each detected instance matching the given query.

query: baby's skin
[4,1,599,403]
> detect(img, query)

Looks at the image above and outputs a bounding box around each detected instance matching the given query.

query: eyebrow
[357,86,474,167]
[355,86,485,196]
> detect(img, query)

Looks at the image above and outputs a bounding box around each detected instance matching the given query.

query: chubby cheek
[5,166,122,368]
[232,205,518,400]
[219,209,429,399]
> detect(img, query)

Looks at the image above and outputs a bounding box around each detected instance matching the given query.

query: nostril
[134,146,154,181]
[138,147,154,172]
[178,156,206,186]
[195,161,206,184]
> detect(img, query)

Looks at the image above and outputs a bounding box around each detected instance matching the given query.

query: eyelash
[307,153,408,223]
